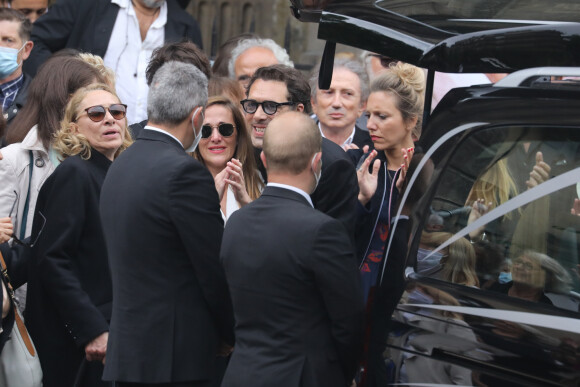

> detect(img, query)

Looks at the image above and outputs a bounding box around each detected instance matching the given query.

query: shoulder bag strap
[19,150,34,240]
[0,250,35,356]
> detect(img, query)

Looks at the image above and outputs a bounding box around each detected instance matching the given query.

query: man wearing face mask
[220,111,364,387]
[0,8,32,126]
[99,61,234,387]
[24,0,202,124]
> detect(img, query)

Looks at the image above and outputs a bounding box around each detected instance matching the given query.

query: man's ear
[191,106,204,127]
[296,103,305,113]
[21,41,34,61]
[313,151,322,169]
[260,151,267,168]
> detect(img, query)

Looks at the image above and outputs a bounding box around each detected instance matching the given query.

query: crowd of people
[0,1,578,387]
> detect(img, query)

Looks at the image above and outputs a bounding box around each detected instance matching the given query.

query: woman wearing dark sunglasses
[194,96,263,221]
[24,83,132,387]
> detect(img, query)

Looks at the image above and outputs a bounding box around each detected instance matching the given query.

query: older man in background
[228,37,293,93]
[310,57,373,150]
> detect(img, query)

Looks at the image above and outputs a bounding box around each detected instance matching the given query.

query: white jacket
[0,126,56,239]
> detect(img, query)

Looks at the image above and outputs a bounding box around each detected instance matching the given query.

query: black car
[291,1,580,386]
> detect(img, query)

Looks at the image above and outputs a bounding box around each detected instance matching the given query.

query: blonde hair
[466,159,519,219]
[53,83,132,160]
[371,62,425,139]
[78,53,116,88]
[423,232,480,287]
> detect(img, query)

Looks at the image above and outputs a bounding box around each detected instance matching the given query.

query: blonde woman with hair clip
[25,83,132,387]
[349,62,425,304]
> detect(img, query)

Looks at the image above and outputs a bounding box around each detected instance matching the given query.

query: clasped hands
[214,158,251,207]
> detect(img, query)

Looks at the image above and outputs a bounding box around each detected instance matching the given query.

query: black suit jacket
[220,186,364,387]
[25,151,113,387]
[100,129,234,383]
[353,125,374,150]
[25,0,202,76]
[255,138,359,239]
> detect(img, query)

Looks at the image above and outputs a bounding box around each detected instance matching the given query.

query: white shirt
[144,125,183,148]
[267,182,313,208]
[104,0,167,124]
[318,122,356,148]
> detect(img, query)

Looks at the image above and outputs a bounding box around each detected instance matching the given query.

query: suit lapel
[93,1,121,56]
[164,0,188,41]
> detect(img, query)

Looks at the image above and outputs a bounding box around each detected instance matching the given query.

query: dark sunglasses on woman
[76,104,128,122]
[201,123,235,138]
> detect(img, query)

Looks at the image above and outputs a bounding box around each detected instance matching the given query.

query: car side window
[418,125,580,311]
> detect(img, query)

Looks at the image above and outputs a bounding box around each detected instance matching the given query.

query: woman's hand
[357,150,380,206]
[223,159,252,207]
[526,151,551,189]
[0,217,13,244]
[214,168,230,201]
[396,147,414,191]
[467,199,492,239]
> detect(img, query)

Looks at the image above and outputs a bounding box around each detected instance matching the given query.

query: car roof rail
[494,67,580,87]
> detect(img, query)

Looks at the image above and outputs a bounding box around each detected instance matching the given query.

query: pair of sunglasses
[240,99,296,115]
[201,123,235,139]
[369,54,397,68]
[77,104,127,122]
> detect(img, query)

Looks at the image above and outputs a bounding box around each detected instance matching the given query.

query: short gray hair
[309,57,369,103]
[147,61,208,126]
[228,38,293,79]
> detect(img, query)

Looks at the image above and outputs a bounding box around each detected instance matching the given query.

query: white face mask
[311,153,322,191]
[185,107,203,153]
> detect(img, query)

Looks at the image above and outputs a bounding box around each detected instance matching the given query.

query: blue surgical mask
[416,247,443,273]
[0,44,25,79]
[498,272,512,284]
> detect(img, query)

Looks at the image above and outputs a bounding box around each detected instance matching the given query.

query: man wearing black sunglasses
[100,61,234,387]
[244,64,359,239]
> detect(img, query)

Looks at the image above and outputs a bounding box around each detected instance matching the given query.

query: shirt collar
[144,125,184,148]
[267,182,313,207]
[0,73,23,95]
[317,122,356,147]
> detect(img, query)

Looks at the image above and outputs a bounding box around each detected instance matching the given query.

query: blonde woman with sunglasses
[24,84,131,387]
